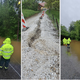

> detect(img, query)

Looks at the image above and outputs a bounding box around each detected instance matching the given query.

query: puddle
[70,40,80,61]
[0,38,21,64]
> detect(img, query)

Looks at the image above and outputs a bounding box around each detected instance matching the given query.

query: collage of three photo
[0,0,80,80]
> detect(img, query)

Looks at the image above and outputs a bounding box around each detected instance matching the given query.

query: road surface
[22,11,59,79]
[0,62,21,79]
[61,46,80,79]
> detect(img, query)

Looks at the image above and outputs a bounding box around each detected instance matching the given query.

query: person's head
[64,38,66,39]
[3,38,11,44]
[68,38,70,40]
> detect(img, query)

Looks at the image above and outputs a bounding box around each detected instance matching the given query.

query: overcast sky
[61,0,80,29]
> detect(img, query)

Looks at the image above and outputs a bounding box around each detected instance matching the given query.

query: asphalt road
[61,46,80,79]
[0,62,21,79]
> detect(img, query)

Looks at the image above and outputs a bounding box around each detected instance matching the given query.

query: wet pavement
[0,63,21,79]
[61,41,80,79]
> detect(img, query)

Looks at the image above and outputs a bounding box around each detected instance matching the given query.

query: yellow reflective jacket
[65,39,68,45]
[67,38,71,44]
[1,44,14,59]
[63,38,66,44]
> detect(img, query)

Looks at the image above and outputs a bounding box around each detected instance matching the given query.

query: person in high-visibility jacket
[0,38,14,70]
[63,38,67,46]
[67,38,71,45]
[67,38,71,52]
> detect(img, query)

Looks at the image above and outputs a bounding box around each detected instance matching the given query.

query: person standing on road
[67,38,71,52]
[0,38,14,71]
[63,38,66,46]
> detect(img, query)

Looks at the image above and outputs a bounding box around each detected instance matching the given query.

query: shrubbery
[61,20,80,41]
[22,0,38,11]
[0,0,21,40]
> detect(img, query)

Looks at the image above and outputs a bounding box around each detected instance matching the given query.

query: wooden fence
[52,15,59,30]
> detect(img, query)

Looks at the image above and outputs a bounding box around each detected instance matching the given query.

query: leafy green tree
[69,21,75,32]
[52,0,59,10]
[61,25,69,37]
[70,31,77,40]
[22,0,38,11]
[74,20,80,40]
[62,20,80,41]
[0,0,21,40]
[42,0,59,11]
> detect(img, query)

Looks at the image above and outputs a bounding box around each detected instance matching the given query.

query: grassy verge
[22,9,40,18]
[46,9,59,29]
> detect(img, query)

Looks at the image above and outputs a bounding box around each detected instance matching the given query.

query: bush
[22,0,38,11]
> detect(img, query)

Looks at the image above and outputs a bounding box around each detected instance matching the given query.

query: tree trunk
[49,8,51,13]
[56,19,59,30]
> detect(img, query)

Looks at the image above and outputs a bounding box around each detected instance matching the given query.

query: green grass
[46,9,59,29]
[22,9,40,18]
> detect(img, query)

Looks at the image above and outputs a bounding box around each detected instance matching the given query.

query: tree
[69,20,80,41]
[52,0,59,10]
[0,0,21,40]
[61,25,69,37]
[42,0,59,11]
[74,20,80,40]
[69,21,75,32]
[22,0,38,11]
[70,31,77,40]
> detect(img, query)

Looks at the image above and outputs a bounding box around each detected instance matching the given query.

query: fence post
[52,14,54,22]
[56,19,59,30]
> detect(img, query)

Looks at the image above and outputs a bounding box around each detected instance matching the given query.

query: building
[38,2,46,11]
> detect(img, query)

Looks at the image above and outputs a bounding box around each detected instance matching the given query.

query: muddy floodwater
[0,38,21,64]
[70,40,80,61]
[61,40,80,79]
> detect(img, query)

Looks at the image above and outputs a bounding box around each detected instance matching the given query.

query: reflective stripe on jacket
[1,44,14,59]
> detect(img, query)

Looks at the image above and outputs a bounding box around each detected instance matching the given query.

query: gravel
[22,12,59,79]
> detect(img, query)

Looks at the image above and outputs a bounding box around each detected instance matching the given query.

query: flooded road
[70,40,80,61]
[61,40,80,79]
[0,38,21,79]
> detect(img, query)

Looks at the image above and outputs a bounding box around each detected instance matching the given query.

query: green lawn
[22,9,40,18]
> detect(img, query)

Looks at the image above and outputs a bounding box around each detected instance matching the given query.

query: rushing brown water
[0,38,21,64]
[70,40,80,61]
